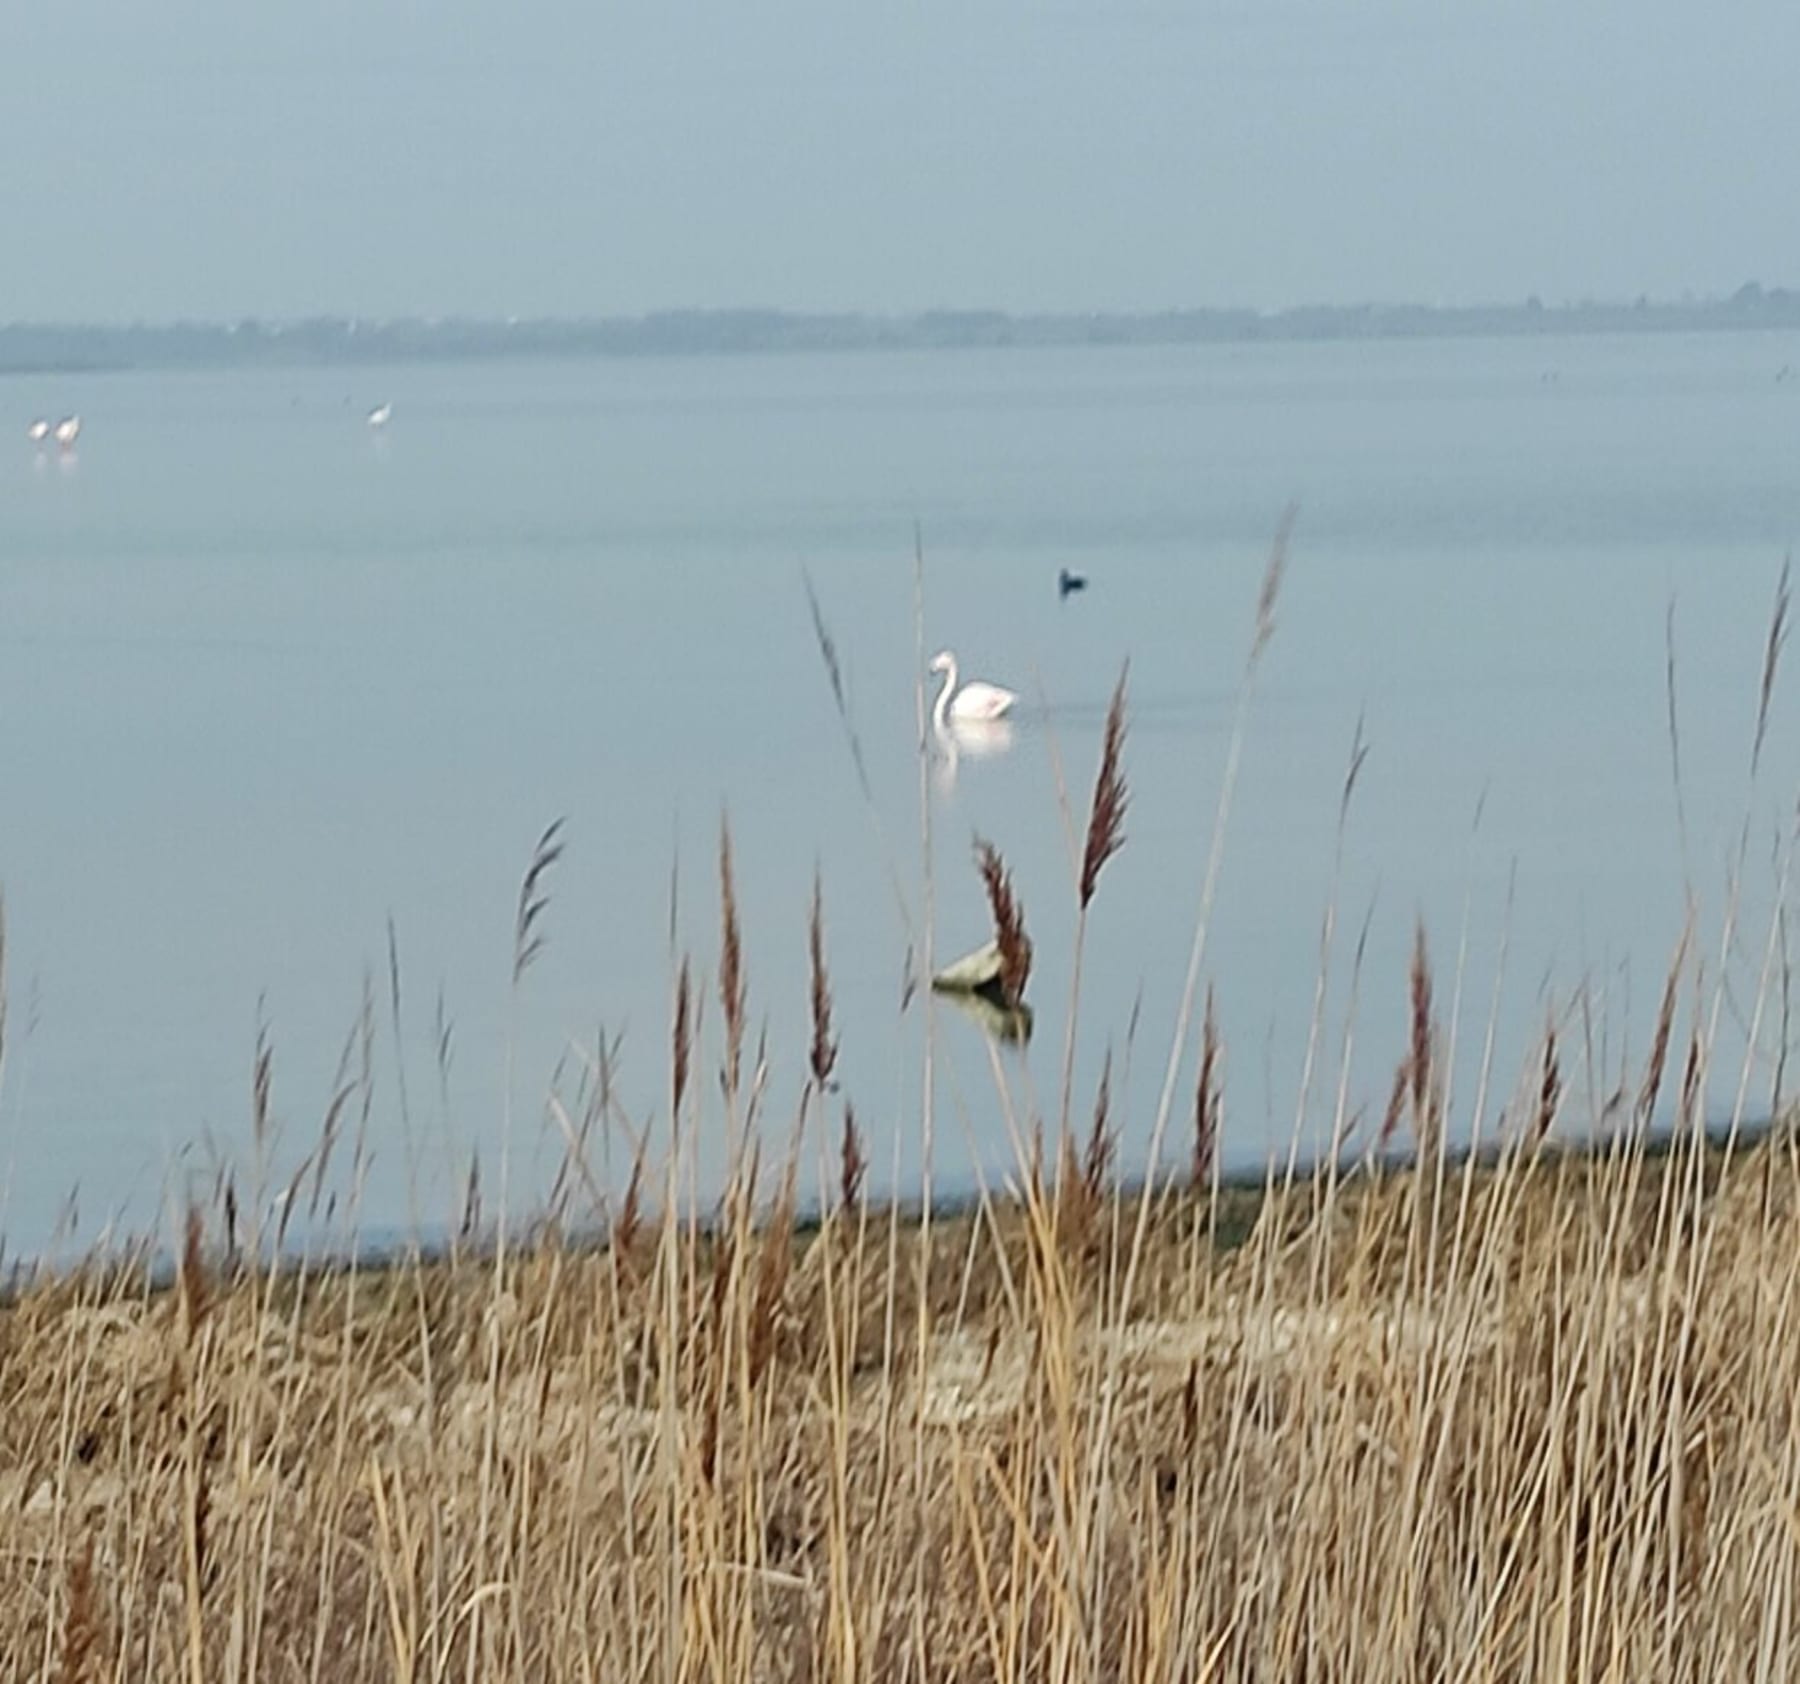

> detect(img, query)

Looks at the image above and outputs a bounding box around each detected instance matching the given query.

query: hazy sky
[3,0,1795,322]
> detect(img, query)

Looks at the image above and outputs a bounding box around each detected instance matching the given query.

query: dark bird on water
[1058,567,1088,600]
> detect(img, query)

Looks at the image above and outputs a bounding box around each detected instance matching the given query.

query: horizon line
[2,281,1796,334]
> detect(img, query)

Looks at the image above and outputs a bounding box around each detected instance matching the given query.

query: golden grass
[4,1133,1800,1678]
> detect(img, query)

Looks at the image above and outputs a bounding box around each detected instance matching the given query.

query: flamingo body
[949,679,1017,722]
[930,650,1017,731]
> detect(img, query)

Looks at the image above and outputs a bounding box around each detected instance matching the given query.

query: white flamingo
[53,415,81,449]
[930,650,1017,732]
[366,401,392,428]
[26,418,50,444]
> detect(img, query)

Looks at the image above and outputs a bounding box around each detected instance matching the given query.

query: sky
[2,0,1796,322]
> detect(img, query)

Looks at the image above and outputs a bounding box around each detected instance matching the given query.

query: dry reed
[10,1097,1798,1681]
[808,870,837,1093]
[1193,986,1221,1186]
[1079,665,1129,912]
[53,1535,96,1684]
[720,816,747,1099]
[974,838,1032,1010]
[1754,552,1791,777]
[838,1100,866,1213]
[672,955,693,1120]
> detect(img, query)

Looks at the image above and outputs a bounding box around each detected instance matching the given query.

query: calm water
[2,334,1799,1255]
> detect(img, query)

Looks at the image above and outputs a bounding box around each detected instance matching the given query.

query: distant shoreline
[3,287,1799,376]
[50,1108,1780,1294]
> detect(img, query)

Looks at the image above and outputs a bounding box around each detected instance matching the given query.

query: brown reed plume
[1058,665,1131,1145]
[1639,924,1692,1126]
[512,818,565,984]
[1531,1007,1562,1147]
[838,1100,865,1213]
[809,870,838,1092]
[1079,663,1130,911]
[1193,986,1221,1186]
[1253,502,1298,661]
[55,1534,97,1684]
[1056,1045,1119,1255]
[1754,553,1791,778]
[1082,1047,1116,1203]
[251,1021,272,1157]
[1408,920,1440,1153]
[671,957,693,1119]
[1679,1022,1704,1130]
[222,1178,238,1274]
[177,1205,209,1346]
[434,983,455,1104]
[612,1121,649,1269]
[309,1046,357,1223]
[1378,1059,1409,1151]
[974,838,1033,1009]
[719,816,746,1097]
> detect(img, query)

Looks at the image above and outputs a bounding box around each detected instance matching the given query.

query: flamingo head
[928,651,954,676]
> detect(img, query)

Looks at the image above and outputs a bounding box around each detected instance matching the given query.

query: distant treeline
[3,285,1798,373]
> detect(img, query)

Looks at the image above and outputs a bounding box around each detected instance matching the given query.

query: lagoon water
[2,332,1799,1255]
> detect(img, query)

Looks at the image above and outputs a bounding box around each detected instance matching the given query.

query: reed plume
[719,816,746,1096]
[1531,1007,1562,1147]
[1193,986,1221,1186]
[1639,925,1691,1126]
[512,817,565,983]
[1408,921,1440,1153]
[613,1124,648,1268]
[1754,553,1791,778]
[178,1205,209,1346]
[672,957,693,1120]
[809,870,838,1092]
[1253,503,1297,661]
[1082,1047,1116,1203]
[838,1100,866,1213]
[1059,664,1131,1145]
[1679,1022,1703,1129]
[1079,664,1130,910]
[1379,1059,1408,1151]
[974,839,1032,1009]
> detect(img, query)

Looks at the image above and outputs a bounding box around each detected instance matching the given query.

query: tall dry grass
[3,520,1800,1679]
[11,1075,1800,1677]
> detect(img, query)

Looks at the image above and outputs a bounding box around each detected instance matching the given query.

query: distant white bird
[930,650,1017,731]
[366,401,392,428]
[53,415,80,449]
[26,417,50,444]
